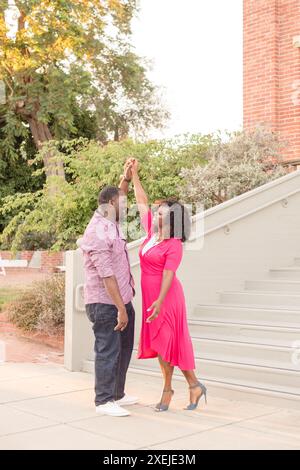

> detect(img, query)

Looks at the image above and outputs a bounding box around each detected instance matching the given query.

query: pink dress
[137,209,196,370]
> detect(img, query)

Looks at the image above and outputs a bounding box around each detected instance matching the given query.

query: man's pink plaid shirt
[80,209,135,305]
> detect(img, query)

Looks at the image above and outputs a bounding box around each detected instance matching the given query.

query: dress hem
[137,350,195,371]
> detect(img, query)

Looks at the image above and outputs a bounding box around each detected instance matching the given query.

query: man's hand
[146,299,162,323]
[114,306,128,331]
[102,276,129,331]
[123,159,134,180]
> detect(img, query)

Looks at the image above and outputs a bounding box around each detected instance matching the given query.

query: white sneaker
[95,401,130,417]
[115,394,139,406]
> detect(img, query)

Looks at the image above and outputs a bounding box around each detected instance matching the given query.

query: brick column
[20,251,34,262]
[243,0,300,164]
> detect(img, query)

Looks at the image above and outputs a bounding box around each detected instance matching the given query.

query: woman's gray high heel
[155,389,174,412]
[185,381,207,410]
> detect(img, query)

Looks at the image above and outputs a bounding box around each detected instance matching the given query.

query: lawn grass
[0,288,23,312]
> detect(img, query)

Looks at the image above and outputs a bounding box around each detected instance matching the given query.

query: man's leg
[114,301,135,401]
[86,303,121,406]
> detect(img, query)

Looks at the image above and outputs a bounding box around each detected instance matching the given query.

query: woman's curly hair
[154,198,192,242]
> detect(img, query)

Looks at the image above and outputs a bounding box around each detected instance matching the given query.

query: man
[80,162,138,417]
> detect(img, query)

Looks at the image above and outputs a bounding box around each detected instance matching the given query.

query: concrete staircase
[83,256,300,409]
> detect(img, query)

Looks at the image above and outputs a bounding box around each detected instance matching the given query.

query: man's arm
[89,240,128,331]
[102,276,128,331]
[118,160,132,195]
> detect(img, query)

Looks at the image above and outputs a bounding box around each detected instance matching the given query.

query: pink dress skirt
[137,209,195,370]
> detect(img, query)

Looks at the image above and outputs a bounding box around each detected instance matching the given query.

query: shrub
[180,126,288,209]
[6,274,65,335]
[0,126,290,250]
[0,135,209,250]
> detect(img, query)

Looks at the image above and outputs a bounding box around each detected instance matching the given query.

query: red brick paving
[0,272,64,364]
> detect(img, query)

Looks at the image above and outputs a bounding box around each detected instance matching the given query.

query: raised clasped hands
[124,157,138,179]
[123,159,133,181]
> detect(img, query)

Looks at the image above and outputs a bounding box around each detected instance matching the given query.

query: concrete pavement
[0,362,299,450]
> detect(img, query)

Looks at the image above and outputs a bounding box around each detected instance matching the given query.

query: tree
[0,107,45,235]
[0,0,168,179]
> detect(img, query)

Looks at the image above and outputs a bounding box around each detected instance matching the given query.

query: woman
[129,158,207,412]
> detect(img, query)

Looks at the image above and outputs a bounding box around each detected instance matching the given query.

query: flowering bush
[180,126,288,209]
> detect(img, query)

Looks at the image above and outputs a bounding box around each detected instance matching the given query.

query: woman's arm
[146,239,183,322]
[146,270,174,322]
[131,160,149,221]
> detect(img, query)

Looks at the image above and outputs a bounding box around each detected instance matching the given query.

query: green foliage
[0,127,289,251]
[0,287,22,312]
[0,104,45,231]
[0,109,29,159]
[0,134,209,250]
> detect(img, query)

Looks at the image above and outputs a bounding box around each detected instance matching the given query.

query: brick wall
[40,251,64,273]
[0,251,14,260]
[243,0,300,163]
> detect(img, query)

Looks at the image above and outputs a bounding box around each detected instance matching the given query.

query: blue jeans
[85,301,135,406]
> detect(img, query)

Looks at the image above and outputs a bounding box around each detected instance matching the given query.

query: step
[129,353,300,395]
[126,368,300,411]
[245,279,300,293]
[81,359,300,410]
[188,318,300,347]
[83,353,300,396]
[269,267,300,279]
[219,290,300,308]
[191,337,299,370]
[193,304,300,327]
[86,336,299,368]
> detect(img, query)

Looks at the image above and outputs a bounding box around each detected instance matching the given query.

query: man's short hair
[98,185,119,205]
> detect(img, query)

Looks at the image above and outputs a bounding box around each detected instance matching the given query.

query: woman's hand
[123,159,133,180]
[131,158,139,175]
[146,299,162,322]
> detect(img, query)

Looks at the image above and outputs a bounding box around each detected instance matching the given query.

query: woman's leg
[181,369,203,405]
[157,355,174,406]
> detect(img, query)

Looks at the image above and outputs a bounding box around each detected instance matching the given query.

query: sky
[131,0,243,139]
